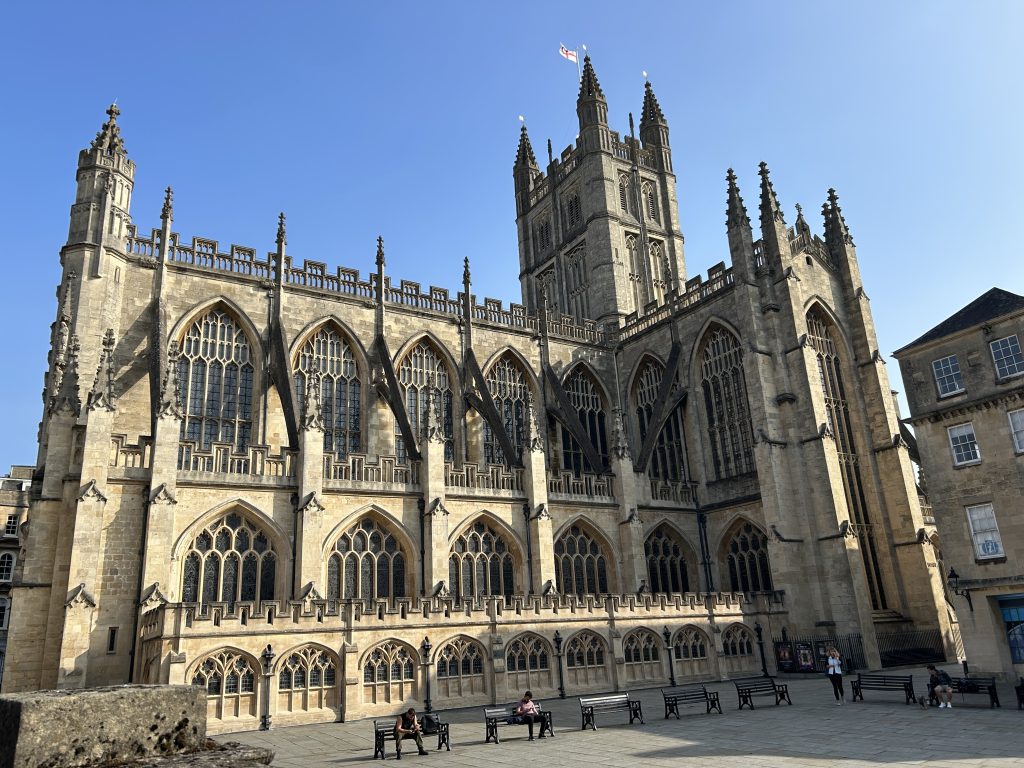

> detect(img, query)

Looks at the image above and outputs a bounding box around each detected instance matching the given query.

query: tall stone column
[295,372,326,598]
[420,383,450,596]
[609,411,645,592]
[522,396,554,593]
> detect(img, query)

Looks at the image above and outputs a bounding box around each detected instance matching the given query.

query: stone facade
[894,288,1024,681]
[4,59,951,733]
[0,466,31,688]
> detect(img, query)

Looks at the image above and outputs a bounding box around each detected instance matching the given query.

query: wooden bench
[927,677,1000,708]
[578,693,645,730]
[851,673,915,704]
[373,714,451,760]
[734,677,792,710]
[483,704,554,743]
[661,685,722,718]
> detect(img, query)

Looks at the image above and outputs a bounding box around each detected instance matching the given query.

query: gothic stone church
[4,58,950,731]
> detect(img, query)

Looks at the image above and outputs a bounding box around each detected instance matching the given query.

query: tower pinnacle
[514,124,538,169]
[91,103,126,155]
[577,55,605,100]
[576,55,609,134]
[726,169,750,231]
[161,186,173,222]
[640,81,666,128]
[276,212,287,249]
[823,188,854,249]
[758,162,785,226]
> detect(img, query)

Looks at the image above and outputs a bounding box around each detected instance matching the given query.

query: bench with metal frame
[661,685,723,718]
[851,673,915,705]
[373,715,451,760]
[734,677,792,710]
[483,704,554,744]
[926,676,1000,708]
[578,693,645,730]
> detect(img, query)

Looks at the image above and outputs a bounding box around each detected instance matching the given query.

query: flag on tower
[559,44,578,63]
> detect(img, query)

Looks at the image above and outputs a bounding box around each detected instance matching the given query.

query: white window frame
[947,422,981,466]
[1009,409,1024,453]
[966,503,1005,560]
[4,514,17,537]
[0,553,12,582]
[990,334,1024,380]
[931,355,964,397]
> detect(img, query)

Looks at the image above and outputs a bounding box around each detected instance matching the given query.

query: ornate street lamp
[553,630,566,699]
[259,644,275,731]
[753,622,769,677]
[662,626,676,687]
[421,636,433,713]
[946,567,974,612]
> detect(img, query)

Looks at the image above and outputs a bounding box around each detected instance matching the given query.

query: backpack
[421,714,440,734]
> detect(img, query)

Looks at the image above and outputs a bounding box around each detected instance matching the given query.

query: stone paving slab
[228,670,1024,768]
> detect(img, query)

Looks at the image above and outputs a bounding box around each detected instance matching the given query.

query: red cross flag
[559,44,578,64]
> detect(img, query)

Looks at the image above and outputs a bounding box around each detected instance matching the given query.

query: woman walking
[826,647,844,705]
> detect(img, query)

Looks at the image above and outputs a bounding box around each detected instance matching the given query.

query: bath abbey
[3,58,952,732]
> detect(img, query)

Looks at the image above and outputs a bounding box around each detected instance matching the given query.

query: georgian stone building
[894,288,1024,681]
[0,465,31,686]
[5,58,951,732]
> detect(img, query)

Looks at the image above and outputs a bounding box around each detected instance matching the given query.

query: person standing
[394,708,430,759]
[927,665,955,708]
[515,690,541,741]
[826,647,845,705]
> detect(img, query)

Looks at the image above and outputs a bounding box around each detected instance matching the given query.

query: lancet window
[634,359,688,482]
[449,520,516,600]
[564,194,582,231]
[700,327,754,478]
[560,368,608,476]
[483,355,531,465]
[181,512,276,608]
[554,524,609,596]
[724,521,772,593]
[327,518,407,600]
[626,234,649,313]
[294,325,361,458]
[645,526,690,594]
[806,309,887,610]
[178,309,254,452]
[395,341,454,462]
[642,181,659,222]
[564,244,590,321]
[618,175,631,213]
[649,239,666,305]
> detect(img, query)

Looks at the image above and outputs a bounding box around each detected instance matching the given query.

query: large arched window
[560,367,608,475]
[806,309,887,610]
[191,649,258,721]
[178,308,254,452]
[483,355,531,465]
[327,517,407,600]
[672,626,709,661]
[396,341,454,462]
[362,641,416,685]
[565,631,607,670]
[724,520,772,593]
[645,526,691,593]
[700,327,754,479]
[449,520,516,600]
[278,646,338,693]
[435,637,485,680]
[623,629,660,663]
[181,512,276,608]
[505,633,550,673]
[633,359,688,482]
[294,325,361,458]
[721,625,755,657]
[554,524,610,596]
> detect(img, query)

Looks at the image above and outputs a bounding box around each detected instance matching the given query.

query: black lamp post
[753,622,769,677]
[421,636,433,713]
[662,626,676,687]
[946,567,974,612]
[259,643,275,731]
[553,630,566,699]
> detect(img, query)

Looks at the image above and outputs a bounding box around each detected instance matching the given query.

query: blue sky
[0,1,1021,470]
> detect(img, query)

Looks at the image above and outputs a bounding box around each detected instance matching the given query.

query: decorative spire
[376,235,385,269]
[577,55,605,100]
[514,124,538,169]
[640,80,666,128]
[725,168,750,231]
[157,342,184,420]
[161,186,173,222]
[422,376,445,445]
[794,203,810,237]
[51,335,82,416]
[462,256,471,288]
[87,329,117,412]
[90,103,126,154]
[524,393,544,453]
[276,212,287,249]
[758,161,785,227]
[826,188,854,246]
[301,371,324,432]
[610,409,631,461]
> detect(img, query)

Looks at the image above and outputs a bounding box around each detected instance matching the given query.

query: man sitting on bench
[927,665,954,709]
[515,690,541,741]
[395,708,430,758]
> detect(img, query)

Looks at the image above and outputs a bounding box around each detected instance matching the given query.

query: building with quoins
[5,58,952,731]
[895,288,1024,681]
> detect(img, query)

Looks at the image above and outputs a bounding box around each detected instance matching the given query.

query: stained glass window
[484,355,531,465]
[294,325,361,458]
[645,526,690,593]
[448,520,516,600]
[181,513,276,608]
[327,518,407,600]
[560,367,607,476]
[700,327,754,479]
[396,341,454,462]
[554,524,609,596]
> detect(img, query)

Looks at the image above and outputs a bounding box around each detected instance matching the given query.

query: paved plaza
[229,667,1024,768]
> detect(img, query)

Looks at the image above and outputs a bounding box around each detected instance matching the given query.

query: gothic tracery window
[363,641,416,685]
[505,633,550,672]
[649,239,666,305]
[435,637,485,679]
[700,328,754,479]
[327,517,407,600]
[564,243,590,321]
[724,520,772,593]
[564,194,582,231]
[554,524,610,596]
[645,526,691,594]
[178,308,254,452]
[181,512,276,608]
[642,181,659,222]
[560,367,608,475]
[191,650,258,721]
[673,626,709,661]
[626,234,649,313]
[623,629,660,663]
[278,647,338,691]
[395,340,454,462]
[294,324,361,458]
[449,520,516,600]
[484,355,531,465]
[721,625,755,656]
[618,175,631,214]
[565,630,607,669]
[634,359,688,482]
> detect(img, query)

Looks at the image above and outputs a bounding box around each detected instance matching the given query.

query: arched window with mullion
[700,327,754,479]
[395,340,455,463]
[483,355,531,466]
[294,325,362,459]
[633,360,688,483]
[560,367,608,476]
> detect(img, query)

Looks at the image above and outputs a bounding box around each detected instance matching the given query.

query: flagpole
[575,48,581,81]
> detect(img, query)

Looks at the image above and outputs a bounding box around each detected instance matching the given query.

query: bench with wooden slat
[661,685,723,718]
[578,692,644,730]
[926,677,1000,708]
[733,677,792,710]
[851,673,915,704]
[483,704,554,744]
[373,715,451,760]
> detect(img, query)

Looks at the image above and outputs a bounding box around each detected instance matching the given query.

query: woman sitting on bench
[516,691,541,741]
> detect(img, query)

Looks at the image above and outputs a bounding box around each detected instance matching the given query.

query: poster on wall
[795,641,816,672]
[774,642,795,672]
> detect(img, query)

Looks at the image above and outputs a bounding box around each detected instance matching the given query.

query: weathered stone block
[0,685,205,768]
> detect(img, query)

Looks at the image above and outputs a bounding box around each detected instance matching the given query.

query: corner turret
[576,56,609,153]
[513,124,540,217]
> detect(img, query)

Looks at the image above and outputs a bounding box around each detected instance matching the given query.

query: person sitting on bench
[927,665,954,709]
[394,708,430,758]
[515,691,541,741]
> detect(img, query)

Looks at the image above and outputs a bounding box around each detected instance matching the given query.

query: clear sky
[0,1,1021,471]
